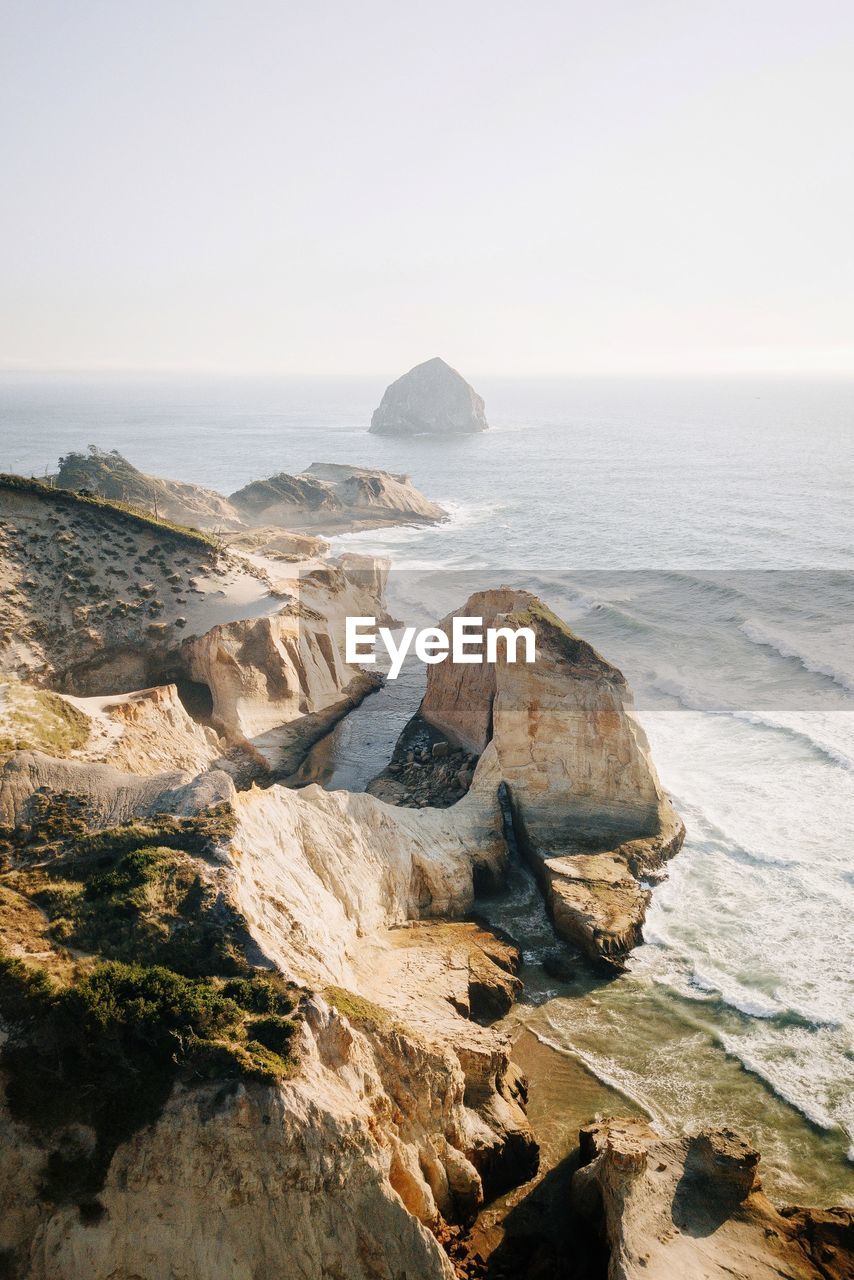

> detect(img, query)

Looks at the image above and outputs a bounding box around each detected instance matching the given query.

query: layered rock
[0,749,536,1279]
[179,555,392,772]
[370,357,489,436]
[229,462,447,531]
[572,1117,854,1280]
[419,589,685,969]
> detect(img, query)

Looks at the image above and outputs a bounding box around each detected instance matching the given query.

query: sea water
[1,371,852,1204]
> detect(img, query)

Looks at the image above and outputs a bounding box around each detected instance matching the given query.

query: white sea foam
[649,674,854,770]
[740,619,854,693]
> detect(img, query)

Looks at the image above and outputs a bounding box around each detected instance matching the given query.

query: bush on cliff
[0,955,301,1204]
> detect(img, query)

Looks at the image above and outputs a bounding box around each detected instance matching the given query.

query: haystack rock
[369,357,489,436]
[418,588,685,969]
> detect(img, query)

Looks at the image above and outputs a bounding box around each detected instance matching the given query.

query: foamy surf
[740,619,854,693]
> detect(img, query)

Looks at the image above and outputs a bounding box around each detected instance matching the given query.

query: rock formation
[572,1117,853,1280]
[55,447,244,529]
[51,449,447,535]
[0,746,536,1279]
[3,467,847,1280]
[229,462,447,531]
[0,680,224,778]
[418,589,685,969]
[0,474,270,692]
[0,478,391,778]
[369,357,489,436]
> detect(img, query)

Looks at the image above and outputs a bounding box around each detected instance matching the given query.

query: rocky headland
[378,588,685,971]
[370,357,489,436]
[54,447,448,533]
[0,473,850,1280]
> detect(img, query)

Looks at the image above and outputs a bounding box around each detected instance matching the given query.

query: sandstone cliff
[419,589,685,969]
[0,747,536,1280]
[0,475,270,692]
[0,478,391,780]
[370,357,489,436]
[572,1117,853,1280]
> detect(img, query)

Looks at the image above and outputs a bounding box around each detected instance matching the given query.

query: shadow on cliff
[670,1144,751,1238]
[476,1150,608,1280]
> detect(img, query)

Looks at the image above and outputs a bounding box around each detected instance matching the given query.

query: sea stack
[369,357,489,436]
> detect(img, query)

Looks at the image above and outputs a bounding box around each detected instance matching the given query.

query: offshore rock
[369,357,489,436]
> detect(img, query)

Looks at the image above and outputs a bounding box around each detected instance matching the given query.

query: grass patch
[0,683,90,758]
[0,472,219,551]
[507,598,622,676]
[4,799,245,977]
[323,985,406,1035]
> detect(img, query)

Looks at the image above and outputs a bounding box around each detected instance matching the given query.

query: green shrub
[0,955,299,1203]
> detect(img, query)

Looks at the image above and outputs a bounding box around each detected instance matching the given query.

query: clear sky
[1,0,853,376]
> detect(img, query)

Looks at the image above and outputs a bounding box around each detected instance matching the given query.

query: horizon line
[2,364,854,381]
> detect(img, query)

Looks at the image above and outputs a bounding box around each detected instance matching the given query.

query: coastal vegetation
[0,793,302,1206]
[0,472,220,550]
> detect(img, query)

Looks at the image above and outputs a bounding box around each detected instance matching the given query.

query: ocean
[1,371,852,1205]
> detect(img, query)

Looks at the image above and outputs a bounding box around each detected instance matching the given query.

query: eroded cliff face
[572,1118,853,1280]
[419,589,685,969]
[0,747,535,1280]
[0,476,272,692]
[0,480,394,783]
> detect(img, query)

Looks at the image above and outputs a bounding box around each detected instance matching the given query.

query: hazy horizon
[2,0,853,378]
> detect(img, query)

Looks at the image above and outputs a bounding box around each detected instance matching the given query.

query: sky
[1,0,853,377]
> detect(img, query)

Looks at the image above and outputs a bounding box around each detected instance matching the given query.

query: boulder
[369,357,489,436]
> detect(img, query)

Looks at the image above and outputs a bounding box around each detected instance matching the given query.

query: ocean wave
[716,1033,840,1133]
[529,1024,662,1126]
[687,968,841,1030]
[640,940,842,1031]
[650,674,854,770]
[740,619,854,693]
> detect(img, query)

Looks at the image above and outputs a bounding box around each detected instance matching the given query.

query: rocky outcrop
[229,462,447,531]
[52,449,448,536]
[55,447,244,530]
[232,754,507,985]
[179,555,392,771]
[370,358,489,436]
[419,589,685,969]
[222,526,329,562]
[572,1117,854,1280]
[65,683,225,776]
[0,480,396,780]
[181,605,377,752]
